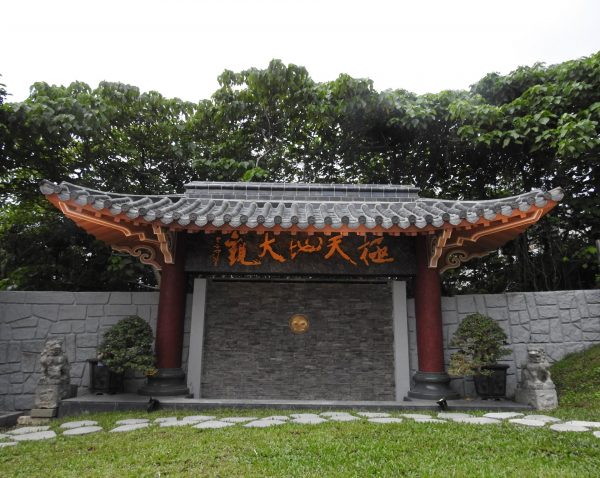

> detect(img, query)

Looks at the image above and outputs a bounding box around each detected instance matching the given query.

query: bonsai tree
[448,313,510,377]
[97,315,157,376]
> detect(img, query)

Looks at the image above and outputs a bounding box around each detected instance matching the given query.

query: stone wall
[201,281,396,401]
[1,288,599,410]
[0,291,192,411]
[407,289,600,397]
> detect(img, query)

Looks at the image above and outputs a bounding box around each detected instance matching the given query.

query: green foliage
[96,316,156,375]
[550,343,600,409]
[448,313,511,376]
[1,52,599,292]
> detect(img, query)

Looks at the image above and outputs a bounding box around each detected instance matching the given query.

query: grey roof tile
[40,180,564,231]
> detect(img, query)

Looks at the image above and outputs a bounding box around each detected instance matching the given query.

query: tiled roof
[40,180,564,231]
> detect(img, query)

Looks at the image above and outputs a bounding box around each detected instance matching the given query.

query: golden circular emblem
[289,314,309,334]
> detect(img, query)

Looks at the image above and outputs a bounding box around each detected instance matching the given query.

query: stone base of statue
[514,347,558,410]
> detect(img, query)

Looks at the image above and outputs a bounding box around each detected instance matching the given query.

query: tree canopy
[1,53,598,292]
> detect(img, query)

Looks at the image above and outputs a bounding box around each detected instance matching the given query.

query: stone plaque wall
[200,281,396,400]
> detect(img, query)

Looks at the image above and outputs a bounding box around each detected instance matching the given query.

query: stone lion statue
[515,346,558,410]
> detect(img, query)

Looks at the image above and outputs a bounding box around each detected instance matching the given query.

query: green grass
[551,343,600,409]
[1,407,599,477]
[2,347,600,477]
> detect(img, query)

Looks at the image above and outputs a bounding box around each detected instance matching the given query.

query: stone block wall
[407,289,600,397]
[1,288,599,410]
[0,291,193,411]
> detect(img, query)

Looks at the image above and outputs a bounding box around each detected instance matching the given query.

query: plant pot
[473,364,509,399]
[88,359,124,394]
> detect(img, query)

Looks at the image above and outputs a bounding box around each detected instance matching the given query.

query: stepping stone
[193,420,235,429]
[6,426,50,435]
[154,417,178,424]
[368,417,403,424]
[159,421,193,428]
[509,418,547,427]
[524,415,561,423]
[221,417,258,423]
[483,412,524,420]
[437,412,472,420]
[0,442,18,448]
[60,420,98,429]
[357,412,390,418]
[244,419,287,428]
[115,418,149,426]
[327,415,360,422]
[593,431,600,439]
[290,413,321,419]
[291,417,328,425]
[263,415,289,421]
[320,412,353,417]
[400,413,435,420]
[0,433,9,439]
[63,426,103,436]
[110,423,149,433]
[13,431,57,441]
[181,415,215,422]
[563,420,600,428]
[414,418,446,423]
[550,423,589,432]
[451,417,501,425]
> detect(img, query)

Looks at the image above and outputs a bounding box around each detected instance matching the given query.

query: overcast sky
[2,0,599,103]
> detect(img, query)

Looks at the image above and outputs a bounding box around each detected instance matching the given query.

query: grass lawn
[1,406,600,478]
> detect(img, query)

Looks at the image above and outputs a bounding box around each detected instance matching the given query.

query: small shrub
[448,313,510,376]
[97,315,156,375]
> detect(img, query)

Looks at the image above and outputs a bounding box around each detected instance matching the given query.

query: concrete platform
[59,394,531,417]
[0,411,23,428]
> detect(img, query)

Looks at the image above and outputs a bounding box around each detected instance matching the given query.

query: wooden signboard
[185,231,416,278]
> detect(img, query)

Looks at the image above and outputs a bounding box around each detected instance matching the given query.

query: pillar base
[407,371,460,400]
[138,368,189,397]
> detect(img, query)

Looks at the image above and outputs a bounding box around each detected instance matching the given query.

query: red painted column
[155,234,187,369]
[414,235,445,373]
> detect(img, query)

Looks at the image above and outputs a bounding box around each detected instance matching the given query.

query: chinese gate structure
[41,180,563,401]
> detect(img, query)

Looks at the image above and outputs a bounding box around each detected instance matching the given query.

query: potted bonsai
[92,315,157,394]
[448,313,511,399]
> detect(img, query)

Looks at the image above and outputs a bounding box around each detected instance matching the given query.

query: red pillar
[155,235,187,369]
[414,235,445,373]
[139,233,189,396]
[408,235,459,399]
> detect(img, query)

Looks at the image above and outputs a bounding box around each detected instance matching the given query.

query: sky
[2,0,599,103]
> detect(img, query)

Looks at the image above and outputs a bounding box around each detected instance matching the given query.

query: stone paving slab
[263,415,289,421]
[593,431,600,439]
[221,417,258,423]
[290,414,321,419]
[154,417,178,423]
[327,415,360,422]
[12,431,57,441]
[509,418,547,427]
[368,417,403,424]
[523,415,562,423]
[181,415,216,422]
[483,412,524,420]
[0,442,18,447]
[414,418,447,423]
[6,426,50,435]
[60,420,98,429]
[400,414,435,420]
[193,421,235,429]
[320,412,354,418]
[291,417,328,425]
[357,412,390,418]
[115,419,149,426]
[63,426,103,436]
[550,423,589,432]
[437,413,472,420]
[110,423,150,433]
[159,421,193,428]
[245,419,287,428]
[450,417,501,425]
[563,420,600,428]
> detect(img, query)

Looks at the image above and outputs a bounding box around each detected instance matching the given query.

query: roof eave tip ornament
[39,179,60,195]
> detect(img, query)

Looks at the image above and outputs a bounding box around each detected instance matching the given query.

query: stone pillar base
[30,408,57,418]
[515,387,558,410]
[138,368,189,397]
[407,371,460,400]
